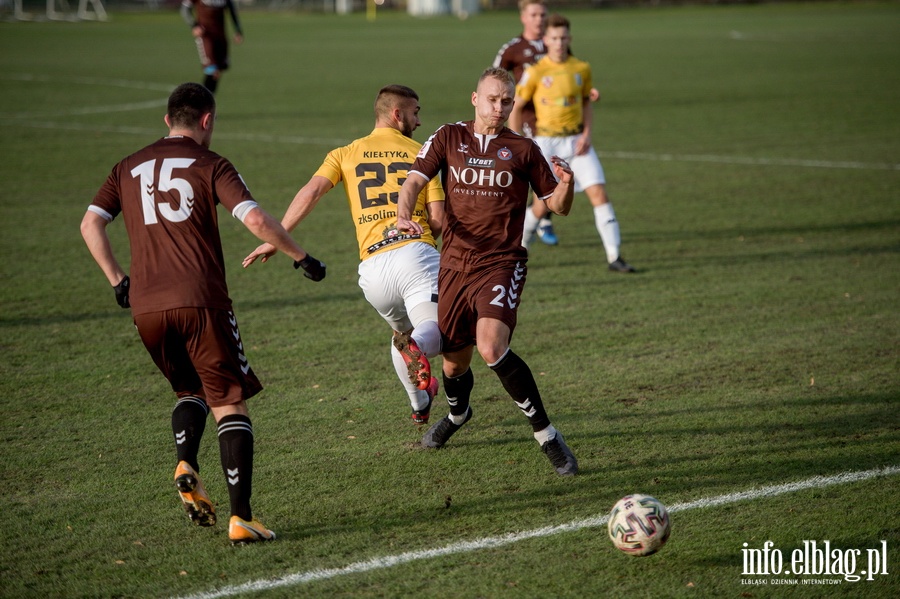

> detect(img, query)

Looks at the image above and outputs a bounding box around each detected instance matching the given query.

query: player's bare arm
[80,211,128,287]
[544,156,575,215]
[426,199,445,240]
[396,173,428,235]
[241,206,310,264]
[226,0,243,44]
[243,176,333,267]
[575,96,593,156]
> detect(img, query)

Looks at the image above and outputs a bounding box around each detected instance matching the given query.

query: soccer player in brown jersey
[243,85,446,425]
[396,67,579,476]
[181,0,243,95]
[80,82,326,543]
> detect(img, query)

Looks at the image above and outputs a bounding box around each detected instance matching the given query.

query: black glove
[294,254,326,282]
[113,276,130,308]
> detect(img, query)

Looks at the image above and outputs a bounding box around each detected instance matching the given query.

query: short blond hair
[518,0,545,11]
[478,66,514,89]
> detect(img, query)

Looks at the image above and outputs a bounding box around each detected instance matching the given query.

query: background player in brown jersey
[80,82,326,544]
[181,0,243,95]
[493,0,556,247]
[396,67,579,476]
[493,0,547,141]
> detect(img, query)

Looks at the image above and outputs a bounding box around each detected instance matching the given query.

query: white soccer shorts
[534,135,606,193]
[357,241,440,333]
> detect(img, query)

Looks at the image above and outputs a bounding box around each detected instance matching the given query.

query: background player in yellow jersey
[243,85,445,424]
[494,0,601,249]
[509,13,636,273]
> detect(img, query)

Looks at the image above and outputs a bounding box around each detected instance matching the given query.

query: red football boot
[392,331,431,391]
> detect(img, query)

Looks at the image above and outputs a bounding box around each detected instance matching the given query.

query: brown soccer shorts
[438,260,527,354]
[134,307,262,407]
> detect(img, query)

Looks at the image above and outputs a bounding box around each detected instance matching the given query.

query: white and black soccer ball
[608,494,671,556]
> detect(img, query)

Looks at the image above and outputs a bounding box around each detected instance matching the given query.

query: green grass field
[1,3,898,597]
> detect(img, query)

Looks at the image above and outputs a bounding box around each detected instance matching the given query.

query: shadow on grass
[0,289,364,329]
[336,390,899,519]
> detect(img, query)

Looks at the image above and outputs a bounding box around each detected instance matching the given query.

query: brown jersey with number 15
[409,120,559,273]
[88,135,257,316]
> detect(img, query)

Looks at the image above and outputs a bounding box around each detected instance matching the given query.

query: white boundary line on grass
[0,120,349,147]
[176,465,900,599]
[2,73,899,170]
[603,150,900,172]
[4,117,896,171]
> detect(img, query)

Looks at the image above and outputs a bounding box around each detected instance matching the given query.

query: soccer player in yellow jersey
[510,13,636,273]
[243,85,445,424]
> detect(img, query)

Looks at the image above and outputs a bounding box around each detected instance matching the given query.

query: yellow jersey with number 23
[314,127,444,261]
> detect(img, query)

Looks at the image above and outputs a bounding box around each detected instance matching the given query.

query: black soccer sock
[217,414,254,521]
[172,396,208,472]
[203,74,218,94]
[490,350,551,432]
[443,368,474,418]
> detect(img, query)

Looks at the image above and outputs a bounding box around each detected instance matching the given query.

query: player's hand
[113,275,130,309]
[574,133,591,156]
[550,155,574,184]
[233,33,243,45]
[294,254,326,282]
[396,216,423,236]
[191,25,203,38]
[589,88,600,102]
[243,243,277,268]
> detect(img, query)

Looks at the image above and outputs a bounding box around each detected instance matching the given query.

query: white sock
[522,204,540,249]
[534,424,558,445]
[593,203,621,263]
[391,342,428,410]
[449,406,470,425]
[410,389,430,411]
[538,217,552,228]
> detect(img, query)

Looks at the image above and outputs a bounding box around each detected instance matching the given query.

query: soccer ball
[608,494,671,556]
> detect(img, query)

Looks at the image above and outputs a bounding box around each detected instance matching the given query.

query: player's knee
[408,301,438,328]
[478,343,510,367]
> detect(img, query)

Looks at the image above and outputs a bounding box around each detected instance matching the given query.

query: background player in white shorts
[510,13,637,273]
[243,85,445,424]
[494,0,602,249]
